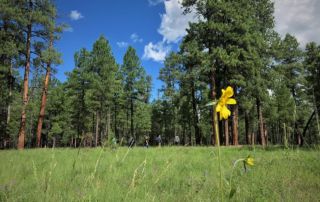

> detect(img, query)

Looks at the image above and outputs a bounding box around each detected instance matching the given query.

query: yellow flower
[245,157,254,166]
[215,86,237,120]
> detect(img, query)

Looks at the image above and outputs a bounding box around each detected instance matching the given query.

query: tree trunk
[126,104,129,138]
[210,73,216,145]
[301,111,315,146]
[114,100,118,139]
[106,106,111,142]
[251,132,255,146]
[130,97,134,139]
[245,111,251,145]
[191,83,201,145]
[6,63,13,146]
[52,137,56,148]
[189,119,193,146]
[36,36,53,147]
[95,110,99,147]
[17,21,32,150]
[257,98,266,147]
[224,119,229,146]
[7,64,12,125]
[232,105,239,145]
[264,122,268,146]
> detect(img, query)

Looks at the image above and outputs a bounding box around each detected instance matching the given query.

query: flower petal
[226,98,237,105]
[225,86,234,98]
[221,89,225,96]
[245,157,254,166]
[216,104,222,112]
[220,106,231,120]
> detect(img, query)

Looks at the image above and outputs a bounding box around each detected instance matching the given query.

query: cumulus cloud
[130,33,143,43]
[144,0,198,62]
[143,42,171,62]
[69,10,84,21]
[274,0,320,47]
[158,0,198,43]
[116,41,129,48]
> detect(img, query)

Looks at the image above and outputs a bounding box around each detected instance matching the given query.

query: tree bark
[5,63,13,147]
[130,97,134,139]
[36,35,53,147]
[114,100,118,139]
[264,122,268,146]
[251,132,255,146]
[7,63,12,127]
[95,110,99,147]
[232,105,239,145]
[301,111,315,146]
[257,98,266,147]
[191,83,201,145]
[106,106,111,142]
[245,111,251,145]
[224,119,229,146]
[210,73,216,146]
[17,19,32,150]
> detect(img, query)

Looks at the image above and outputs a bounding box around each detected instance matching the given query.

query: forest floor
[0,146,319,201]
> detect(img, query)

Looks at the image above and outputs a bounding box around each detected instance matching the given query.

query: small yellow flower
[216,86,237,120]
[245,157,254,166]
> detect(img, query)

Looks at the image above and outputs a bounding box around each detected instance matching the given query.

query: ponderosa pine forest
[0,0,320,149]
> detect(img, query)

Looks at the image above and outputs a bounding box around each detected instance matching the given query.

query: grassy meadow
[0,146,320,201]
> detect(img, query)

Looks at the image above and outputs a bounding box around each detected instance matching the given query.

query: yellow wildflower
[216,86,237,120]
[245,157,254,166]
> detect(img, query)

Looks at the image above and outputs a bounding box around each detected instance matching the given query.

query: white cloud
[116,41,129,48]
[158,0,198,43]
[143,42,171,62]
[144,0,198,62]
[130,33,143,43]
[69,10,84,21]
[148,0,164,6]
[274,0,320,47]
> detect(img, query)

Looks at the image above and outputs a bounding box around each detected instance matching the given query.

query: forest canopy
[0,0,320,149]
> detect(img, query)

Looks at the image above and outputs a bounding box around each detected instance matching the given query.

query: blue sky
[53,0,320,100]
[54,0,194,100]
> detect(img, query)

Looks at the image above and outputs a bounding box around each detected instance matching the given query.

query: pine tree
[65,48,91,147]
[16,0,59,149]
[89,35,118,145]
[0,0,24,148]
[36,16,63,147]
[121,46,151,142]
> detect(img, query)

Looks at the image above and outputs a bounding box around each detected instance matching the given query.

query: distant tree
[88,36,118,146]
[121,46,151,141]
[46,81,74,147]
[65,48,92,147]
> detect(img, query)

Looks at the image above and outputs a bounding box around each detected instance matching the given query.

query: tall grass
[0,146,319,201]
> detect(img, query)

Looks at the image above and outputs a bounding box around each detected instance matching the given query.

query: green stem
[214,107,223,201]
[229,158,245,192]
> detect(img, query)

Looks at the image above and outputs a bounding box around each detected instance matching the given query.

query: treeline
[0,0,319,149]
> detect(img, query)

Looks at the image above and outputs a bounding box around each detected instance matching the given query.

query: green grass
[0,146,319,201]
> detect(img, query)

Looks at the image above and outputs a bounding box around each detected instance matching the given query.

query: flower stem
[214,107,223,201]
[229,158,245,193]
